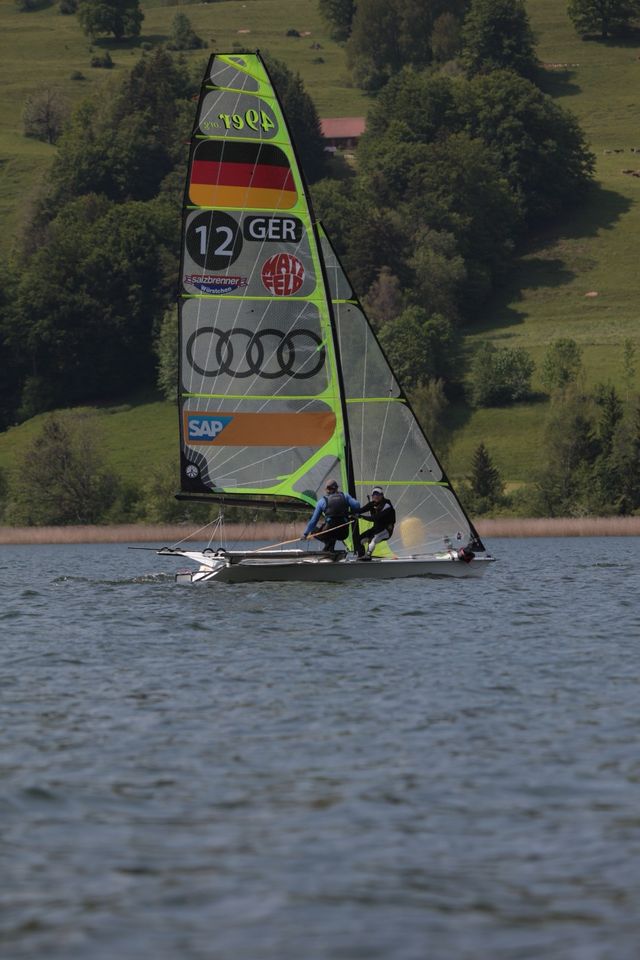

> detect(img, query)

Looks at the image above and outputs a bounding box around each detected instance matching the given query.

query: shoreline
[0,516,639,544]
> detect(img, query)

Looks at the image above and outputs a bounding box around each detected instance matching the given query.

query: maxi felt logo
[187,414,233,442]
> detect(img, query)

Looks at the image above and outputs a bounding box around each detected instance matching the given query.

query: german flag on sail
[189,141,297,210]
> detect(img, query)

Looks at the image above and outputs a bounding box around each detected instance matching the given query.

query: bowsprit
[186,327,326,380]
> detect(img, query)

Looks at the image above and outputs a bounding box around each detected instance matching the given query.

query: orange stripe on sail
[189,183,297,209]
[185,411,336,447]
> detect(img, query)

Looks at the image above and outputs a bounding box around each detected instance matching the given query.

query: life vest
[324,491,348,519]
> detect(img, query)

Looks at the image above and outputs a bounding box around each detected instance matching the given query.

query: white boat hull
[167,550,494,584]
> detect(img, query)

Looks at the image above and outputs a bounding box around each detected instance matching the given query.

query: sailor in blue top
[302,479,360,553]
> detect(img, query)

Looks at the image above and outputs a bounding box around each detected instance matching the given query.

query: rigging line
[206,512,224,550]
[170,514,224,549]
[255,516,355,552]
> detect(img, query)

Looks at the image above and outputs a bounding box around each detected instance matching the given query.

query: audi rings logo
[186,327,325,380]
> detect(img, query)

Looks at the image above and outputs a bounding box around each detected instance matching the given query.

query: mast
[260,57,358,504]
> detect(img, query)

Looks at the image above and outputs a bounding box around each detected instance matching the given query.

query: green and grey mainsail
[179,53,349,509]
[179,52,485,555]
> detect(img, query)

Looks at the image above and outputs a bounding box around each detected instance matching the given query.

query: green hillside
[447,0,640,481]
[0,0,639,493]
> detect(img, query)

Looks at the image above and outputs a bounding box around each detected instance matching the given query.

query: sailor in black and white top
[356,487,396,559]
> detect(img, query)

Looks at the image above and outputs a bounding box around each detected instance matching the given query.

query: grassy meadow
[0,0,639,495]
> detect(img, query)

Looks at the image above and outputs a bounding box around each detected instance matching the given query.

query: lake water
[2,537,640,960]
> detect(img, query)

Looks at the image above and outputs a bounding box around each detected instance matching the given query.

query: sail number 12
[218,110,275,132]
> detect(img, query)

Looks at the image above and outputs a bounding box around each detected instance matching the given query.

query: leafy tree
[361,70,459,147]
[22,88,69,144]
[402,133,520,302]
[540,338,583,392]
[5,414,125,525]
[408,229,467,320]
[77,0,143,40]
[46,50,193,211]
[318,0,356,40]
[361,67,594,233]
[11,194,178,414]
[266,57,327,183]
[166,12,205,50]
[378,308,460,389]
[346,0,470,90]
[460,70,595,224]
[461,0,537,79]
[567,0,640,39]
[347,0,437,90]
[469,342,534,406]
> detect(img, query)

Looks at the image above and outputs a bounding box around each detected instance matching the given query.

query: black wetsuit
[356,498,396,556]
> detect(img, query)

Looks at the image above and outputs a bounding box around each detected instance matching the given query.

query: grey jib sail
[319,226,485,557]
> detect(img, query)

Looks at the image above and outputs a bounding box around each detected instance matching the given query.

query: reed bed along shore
[0,517,639,544]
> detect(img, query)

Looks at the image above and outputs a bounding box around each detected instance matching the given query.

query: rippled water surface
[2,537,640,960]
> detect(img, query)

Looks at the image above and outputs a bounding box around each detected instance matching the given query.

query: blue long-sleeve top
[303,492,361,537]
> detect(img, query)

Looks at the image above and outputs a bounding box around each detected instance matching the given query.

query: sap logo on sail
[243,216,303,243]
[187,415,233,441]
[184,275,248,294]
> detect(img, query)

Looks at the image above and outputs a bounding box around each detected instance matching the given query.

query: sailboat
[159,52,494,584]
